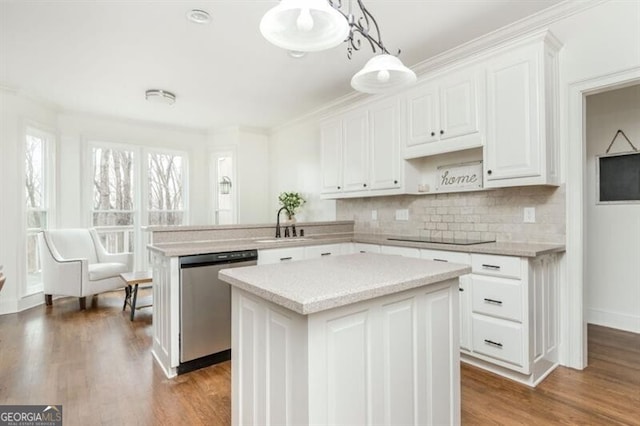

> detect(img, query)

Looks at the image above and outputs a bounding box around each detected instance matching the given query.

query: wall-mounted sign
[436,161,483,191]
[597,151,640,204]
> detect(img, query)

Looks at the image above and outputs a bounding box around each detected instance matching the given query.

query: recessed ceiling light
[145,89,176,105]
[186,9,211,25]
[288,50,306,59]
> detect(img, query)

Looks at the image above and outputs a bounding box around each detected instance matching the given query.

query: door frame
[564,66,640,369]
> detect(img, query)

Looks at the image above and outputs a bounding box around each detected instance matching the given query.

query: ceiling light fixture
[186,9,211,25]
[260,0,417,94]
[145,89,176,105]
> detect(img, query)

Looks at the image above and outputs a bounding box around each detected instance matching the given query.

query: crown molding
[273,0,607,134]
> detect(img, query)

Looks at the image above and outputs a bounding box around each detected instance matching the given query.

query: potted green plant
[278,192,305,221]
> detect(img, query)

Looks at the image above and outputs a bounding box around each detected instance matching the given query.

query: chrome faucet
[275,206,291,238]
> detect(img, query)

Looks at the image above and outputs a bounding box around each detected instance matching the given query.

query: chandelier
[260,0,417,94]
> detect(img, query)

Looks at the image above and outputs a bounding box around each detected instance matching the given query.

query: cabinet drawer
[471,275,523,322]
[257,247,305,265]
[353,243,381,254]
[421,249,470,265]
[472,315,523,367]
[304,244,344,259]
[471,254,521,279]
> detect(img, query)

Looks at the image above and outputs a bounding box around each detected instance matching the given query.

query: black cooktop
[387,237,496,246]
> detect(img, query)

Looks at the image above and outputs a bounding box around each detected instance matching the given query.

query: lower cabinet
[259,242,559,387]
[464,253,559,386]
[380,244,559,387]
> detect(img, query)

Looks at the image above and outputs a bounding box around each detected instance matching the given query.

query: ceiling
[0,0,565,131]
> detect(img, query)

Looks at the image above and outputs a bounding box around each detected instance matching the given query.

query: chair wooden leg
[79,297,87,310]
[44,294,52,306]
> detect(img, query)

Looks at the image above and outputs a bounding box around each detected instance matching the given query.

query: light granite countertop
[219,253,471,315]
[148,232,564,258]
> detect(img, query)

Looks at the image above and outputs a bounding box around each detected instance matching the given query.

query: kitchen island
[219,252,470,426]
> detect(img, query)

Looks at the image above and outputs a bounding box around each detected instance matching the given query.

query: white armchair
[38,228,134,310]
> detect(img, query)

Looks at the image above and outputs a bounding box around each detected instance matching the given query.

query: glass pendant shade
[260,0,350,52]
[351,54,417,94]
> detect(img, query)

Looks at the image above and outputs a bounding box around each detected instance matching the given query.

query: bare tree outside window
[25,131,50,293]
[148,152,184,226]
[92,147,135,253]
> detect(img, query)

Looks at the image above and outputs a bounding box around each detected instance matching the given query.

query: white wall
[209,127,270,224]
[585,85,640,333]
[268,119,336,222]
[56,111,210,226]
[0,91,58,313]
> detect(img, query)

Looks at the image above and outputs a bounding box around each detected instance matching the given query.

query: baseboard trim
[587,308,640,333]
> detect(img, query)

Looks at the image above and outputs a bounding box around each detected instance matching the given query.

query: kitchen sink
[255,237,313,243]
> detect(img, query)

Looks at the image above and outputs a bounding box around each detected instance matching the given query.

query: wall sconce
[219,176,232,195]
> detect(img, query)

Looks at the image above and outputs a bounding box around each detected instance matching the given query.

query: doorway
[565,68,640,369]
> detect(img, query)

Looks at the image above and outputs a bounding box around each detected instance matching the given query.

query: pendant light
[351,54,417,94]
[260,0,350,52]
[259,0,416,94]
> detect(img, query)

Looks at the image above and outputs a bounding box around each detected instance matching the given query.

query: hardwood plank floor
[0,291,638,425]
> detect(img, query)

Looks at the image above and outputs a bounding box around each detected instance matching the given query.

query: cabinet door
[439,68,479,140]
[405,81,439,147]
[342,110,369,192]
[320,119,343,193]
[485,45,541,182]
[459,275,472,352]
[369,98,401,190]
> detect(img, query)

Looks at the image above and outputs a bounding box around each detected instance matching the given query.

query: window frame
[86,141,189,270]
[23,124,56,296]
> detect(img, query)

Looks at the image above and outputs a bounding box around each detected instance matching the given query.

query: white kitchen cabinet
[420,249,473,352]
[304,243,344,259]
[353,243,381,253]
[258,247,306,265]
[369,98,402,190]
[484,32,560,187]
[342,109,369,192]
[320,108,368,194]
[462,252,559,386]
[320,118,343,193]
[404,66,484,159]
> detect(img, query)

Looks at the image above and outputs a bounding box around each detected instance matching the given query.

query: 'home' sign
[436,161,483,191]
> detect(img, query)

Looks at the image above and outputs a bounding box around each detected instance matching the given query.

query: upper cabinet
[484,32,561,187]
[321,108,369,195]
[321,98,410,198]
[404,66,484,159]
[320,30,561,199]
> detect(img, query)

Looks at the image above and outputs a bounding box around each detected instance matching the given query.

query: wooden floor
[1,291,638,425]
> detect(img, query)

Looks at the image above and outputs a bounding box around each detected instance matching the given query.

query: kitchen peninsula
[148,221,564,390]
[219,252,470,426]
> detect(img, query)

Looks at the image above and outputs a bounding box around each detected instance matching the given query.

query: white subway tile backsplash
[337,185,565,244]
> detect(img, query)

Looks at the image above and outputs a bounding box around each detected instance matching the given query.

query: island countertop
[218,252,470,315]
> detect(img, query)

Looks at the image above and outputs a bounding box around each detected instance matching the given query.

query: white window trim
[22,123,56,297]
[85,140,189,270]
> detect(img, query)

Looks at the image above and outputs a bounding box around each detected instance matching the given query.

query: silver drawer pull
[481,264,501,270]
[484,298,503,305]
[280,257,293,261]
[321,252,332,256]
[484,339,503,348]
[433,258,448,262]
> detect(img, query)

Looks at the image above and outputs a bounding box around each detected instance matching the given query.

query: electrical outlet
[524,207,536,223]
[395,209,409,221]
[371,209,377,221]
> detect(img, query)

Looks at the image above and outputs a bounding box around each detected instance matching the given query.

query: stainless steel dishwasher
[178,249,257,374]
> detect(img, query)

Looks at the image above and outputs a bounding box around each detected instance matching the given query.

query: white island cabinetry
[221,253,469,426]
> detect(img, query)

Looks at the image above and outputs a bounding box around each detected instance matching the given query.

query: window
[147,152,185,226]
[89,143,188,269]
[91,146,136,253]
[25,127,54,294]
